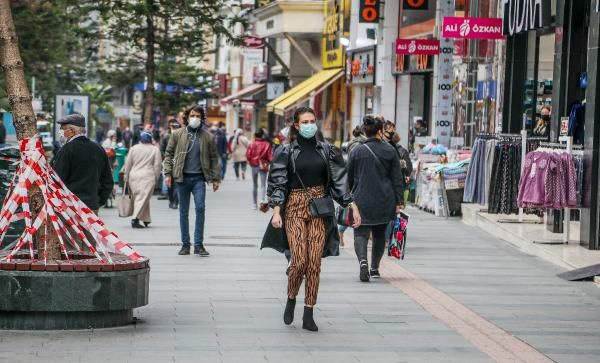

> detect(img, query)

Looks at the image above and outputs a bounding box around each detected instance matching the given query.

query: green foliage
[0,0,99,112]
[154,61,215,114]
[97,0,245,117]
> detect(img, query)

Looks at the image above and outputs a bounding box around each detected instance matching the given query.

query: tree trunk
[143,9,155,126]
[0,0,60,260]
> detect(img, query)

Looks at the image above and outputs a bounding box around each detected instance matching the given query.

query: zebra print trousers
[285,187,326,306]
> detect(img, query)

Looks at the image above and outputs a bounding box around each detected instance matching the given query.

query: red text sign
[442,17,504,39]
[396,39,440,55]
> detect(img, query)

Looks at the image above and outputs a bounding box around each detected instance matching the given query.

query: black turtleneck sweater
[289,136,328,189]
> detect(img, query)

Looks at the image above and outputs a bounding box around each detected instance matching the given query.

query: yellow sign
[322,0,350,69]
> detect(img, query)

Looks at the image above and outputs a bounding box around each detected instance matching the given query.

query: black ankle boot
[131,219,144,228]
[283,298,296,325]
[302,306,318,332]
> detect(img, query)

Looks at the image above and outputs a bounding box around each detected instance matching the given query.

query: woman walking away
[246,128,272,209]
[231,128,249,180]
[347,116,406,282]
[122,131,162,228]
[263,106,361,332]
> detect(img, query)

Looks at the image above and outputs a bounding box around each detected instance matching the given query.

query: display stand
[533,136,580,245]
[497,130,545,225]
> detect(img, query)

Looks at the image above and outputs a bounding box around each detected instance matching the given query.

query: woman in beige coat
[122,131,162,228]
[231,128,249,180]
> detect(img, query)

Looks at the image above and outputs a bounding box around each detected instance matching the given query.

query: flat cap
[58,113,85,127]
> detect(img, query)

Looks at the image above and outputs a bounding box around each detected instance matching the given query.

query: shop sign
[349,47,376,84]
[442,17,504,39]
[267,82,285,100]
[359,0,380,23]
[242,36,264,49]
[322,0,348,69]
[503,0,551,36]
[403,0,428,10]
[395,39,440,55]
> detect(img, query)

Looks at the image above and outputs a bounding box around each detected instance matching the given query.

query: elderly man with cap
[51,113,114,214]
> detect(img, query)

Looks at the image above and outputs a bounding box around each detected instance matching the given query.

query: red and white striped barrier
[0,137,143,263]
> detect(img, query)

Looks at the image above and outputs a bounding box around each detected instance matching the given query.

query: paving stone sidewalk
[1,172,600,363]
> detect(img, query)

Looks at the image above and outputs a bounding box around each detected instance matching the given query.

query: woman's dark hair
[288,106,316,143]
[352,126,363,138]
[254,128,264,139]
[362,115,384,137]
[184,105,206,125]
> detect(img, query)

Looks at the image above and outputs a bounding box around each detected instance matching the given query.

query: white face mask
[188,117,202,129]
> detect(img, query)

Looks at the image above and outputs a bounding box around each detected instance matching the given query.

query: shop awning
[220,83,265,104]
[267,68,343,116]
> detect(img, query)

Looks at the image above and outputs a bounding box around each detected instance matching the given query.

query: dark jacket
[347,138,406,225]
[215,128,228,156]
[163,127,221,183]
[261,140,352,257]
[159,132,171,158]
[391,142,413,177]
[52,136,114,210]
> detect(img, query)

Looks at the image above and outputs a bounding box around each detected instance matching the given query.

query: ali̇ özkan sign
[396,39,440,55]
[442,17,504,39]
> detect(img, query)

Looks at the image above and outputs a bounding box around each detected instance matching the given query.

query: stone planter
[0,251,149,330]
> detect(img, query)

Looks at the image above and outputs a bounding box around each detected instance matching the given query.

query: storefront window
[522,30,555,138]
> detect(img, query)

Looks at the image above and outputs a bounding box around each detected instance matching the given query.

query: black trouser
[168,182,178,205]
[353,224,388,270]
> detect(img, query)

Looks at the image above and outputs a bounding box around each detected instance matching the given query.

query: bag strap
[363,143,386,174]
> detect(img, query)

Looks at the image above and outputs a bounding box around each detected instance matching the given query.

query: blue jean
[177,174,206,248]
[220,154,228,179]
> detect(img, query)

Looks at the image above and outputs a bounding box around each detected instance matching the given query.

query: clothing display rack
[524,136,580,245]
[497,130,547,224]
[487,133,523,215]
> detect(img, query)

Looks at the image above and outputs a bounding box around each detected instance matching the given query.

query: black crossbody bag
[295,171,335,218]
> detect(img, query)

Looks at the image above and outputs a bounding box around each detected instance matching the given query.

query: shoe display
[195,246,210,257]
[359,260,370,282]
[302,306,318,332]
[283,298,296,325]
[178,246,190,255]
[370,269,381,278]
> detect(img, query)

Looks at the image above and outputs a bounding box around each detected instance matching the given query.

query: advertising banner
[434,1,455,147]
[395,39,440,55]
[54,93,91,140]
[359,0,380,23]
[442,17,504,39]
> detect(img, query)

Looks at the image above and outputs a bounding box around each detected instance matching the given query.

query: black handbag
[295,172,335,218]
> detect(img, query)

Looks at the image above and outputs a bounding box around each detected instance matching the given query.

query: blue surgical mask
[299,123,318,139]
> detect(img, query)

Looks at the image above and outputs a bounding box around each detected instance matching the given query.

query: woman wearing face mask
[347,116,406,282]
[262,106,361,332]
[533,106,551,138]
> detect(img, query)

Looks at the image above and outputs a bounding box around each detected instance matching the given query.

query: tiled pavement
[1,171,600,363]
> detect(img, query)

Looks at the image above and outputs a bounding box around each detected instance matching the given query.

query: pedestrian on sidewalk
[52,113,114,215]
[122,132,162,228]
[230,128,249,180]
[347,115,406,282]
[215,122,229,179]
[263,106,361,332]
[246,128,272,209]
[160,118,181,209]
[163,106,221,257]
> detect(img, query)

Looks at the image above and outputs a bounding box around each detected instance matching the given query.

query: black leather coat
[261,139,352,257]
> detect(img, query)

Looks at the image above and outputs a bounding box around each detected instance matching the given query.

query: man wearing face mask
[52,113,114,215]
[163,105,221,256]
